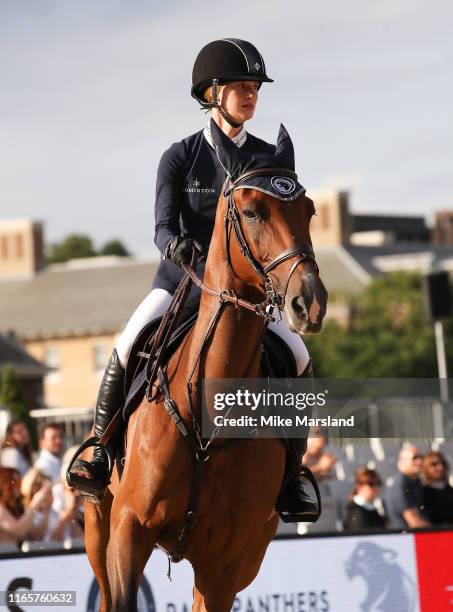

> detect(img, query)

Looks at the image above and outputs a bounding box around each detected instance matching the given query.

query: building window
[319,205,330,229]
[44,347,60,371]
[15,234,24,258]
[93,344,109,372]
[1,235,8,259]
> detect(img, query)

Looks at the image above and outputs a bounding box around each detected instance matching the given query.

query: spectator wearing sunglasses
[343,467,388,531]
[386,443,430,529]
[422,451,453,526]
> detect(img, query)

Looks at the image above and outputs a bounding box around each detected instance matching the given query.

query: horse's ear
[209,118,244,178]
[275,123,295,171]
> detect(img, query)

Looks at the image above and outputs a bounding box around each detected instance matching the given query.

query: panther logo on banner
[344,542,416,611]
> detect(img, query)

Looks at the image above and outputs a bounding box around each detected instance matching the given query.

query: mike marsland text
[213,415,355,427]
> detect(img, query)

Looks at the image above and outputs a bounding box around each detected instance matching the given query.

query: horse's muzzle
[283,272,328,335]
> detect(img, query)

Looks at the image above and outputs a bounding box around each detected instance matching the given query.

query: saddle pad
[123,310,199,421]
[124,295,201,392]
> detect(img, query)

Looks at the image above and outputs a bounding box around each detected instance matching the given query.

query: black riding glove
[165,236,204,268]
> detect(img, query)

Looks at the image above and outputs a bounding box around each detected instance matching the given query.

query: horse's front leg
[84,483,114,612]
[192,560,257,612]
[107,481,160,612]
[192,511,279,612]
[192,582,238,612]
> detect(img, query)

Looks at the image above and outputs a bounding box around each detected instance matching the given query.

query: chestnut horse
[83,121,327,611]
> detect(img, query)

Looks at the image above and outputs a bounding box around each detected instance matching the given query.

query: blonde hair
[203,84,224,103]
[21,468,51,507]
[203,80,259,103]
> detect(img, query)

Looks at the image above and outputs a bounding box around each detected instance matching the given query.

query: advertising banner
[1,530,451,611]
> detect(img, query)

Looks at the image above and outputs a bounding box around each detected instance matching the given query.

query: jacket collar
[204,122,247,150]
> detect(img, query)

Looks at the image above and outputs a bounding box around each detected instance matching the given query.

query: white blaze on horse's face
[235,189,328,334]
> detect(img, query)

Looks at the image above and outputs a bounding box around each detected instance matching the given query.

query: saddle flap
[123,300,200,421]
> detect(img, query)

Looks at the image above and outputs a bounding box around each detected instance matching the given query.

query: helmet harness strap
[203,78,244,129]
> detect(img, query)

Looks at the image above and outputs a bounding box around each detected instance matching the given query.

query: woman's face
[357,479,381,502]
[219,80,259,123]
[424,455,448,484]
[12,423,30,446]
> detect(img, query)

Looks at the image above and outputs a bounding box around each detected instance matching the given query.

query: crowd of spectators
[298,434,453,534]
[0,420,83,549]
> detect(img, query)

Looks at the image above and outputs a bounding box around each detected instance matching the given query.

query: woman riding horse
[68,38,319,521]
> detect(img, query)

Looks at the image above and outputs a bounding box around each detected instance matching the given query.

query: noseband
[224,167,319,309]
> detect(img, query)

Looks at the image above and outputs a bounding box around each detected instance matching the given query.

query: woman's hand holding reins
[166,236,204,268]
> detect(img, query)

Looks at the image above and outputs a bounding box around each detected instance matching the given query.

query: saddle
[122,295,297,422]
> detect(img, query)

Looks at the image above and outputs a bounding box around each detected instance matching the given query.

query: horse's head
[210,119,327,334]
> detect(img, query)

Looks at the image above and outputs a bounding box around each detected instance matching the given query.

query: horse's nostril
[291,296,307,316]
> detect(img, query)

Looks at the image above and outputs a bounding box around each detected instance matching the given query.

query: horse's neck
[187,263,266,380]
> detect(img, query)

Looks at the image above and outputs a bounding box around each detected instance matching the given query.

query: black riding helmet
[192,38,273,127]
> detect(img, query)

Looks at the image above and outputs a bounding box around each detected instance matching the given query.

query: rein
[181,265,277,321]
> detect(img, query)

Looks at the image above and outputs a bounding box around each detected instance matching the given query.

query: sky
[0,0,452,257]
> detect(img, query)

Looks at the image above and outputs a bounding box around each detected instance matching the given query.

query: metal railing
[29,407,93,447]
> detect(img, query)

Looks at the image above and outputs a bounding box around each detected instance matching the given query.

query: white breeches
[115,288,310,375]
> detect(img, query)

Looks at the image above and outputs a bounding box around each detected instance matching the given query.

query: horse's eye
[242,209,257,220]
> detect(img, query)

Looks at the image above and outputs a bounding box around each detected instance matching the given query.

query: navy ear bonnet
[209,118,306,201]
[232,173,305,202]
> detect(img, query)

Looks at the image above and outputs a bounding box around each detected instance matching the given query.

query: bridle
[184,166,318,320]
[193,166,318,315]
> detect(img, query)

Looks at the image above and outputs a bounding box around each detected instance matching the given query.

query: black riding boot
[67,349,125,503]
[277,359,321,523]
[277,437,320,522]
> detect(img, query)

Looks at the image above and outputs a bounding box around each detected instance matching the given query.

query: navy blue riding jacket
[152,127,275,294]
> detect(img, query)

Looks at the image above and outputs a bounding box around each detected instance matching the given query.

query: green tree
[99,239,130,257]
[47,234,96,264]
[0,365,36,443]
[305,272,451,378]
